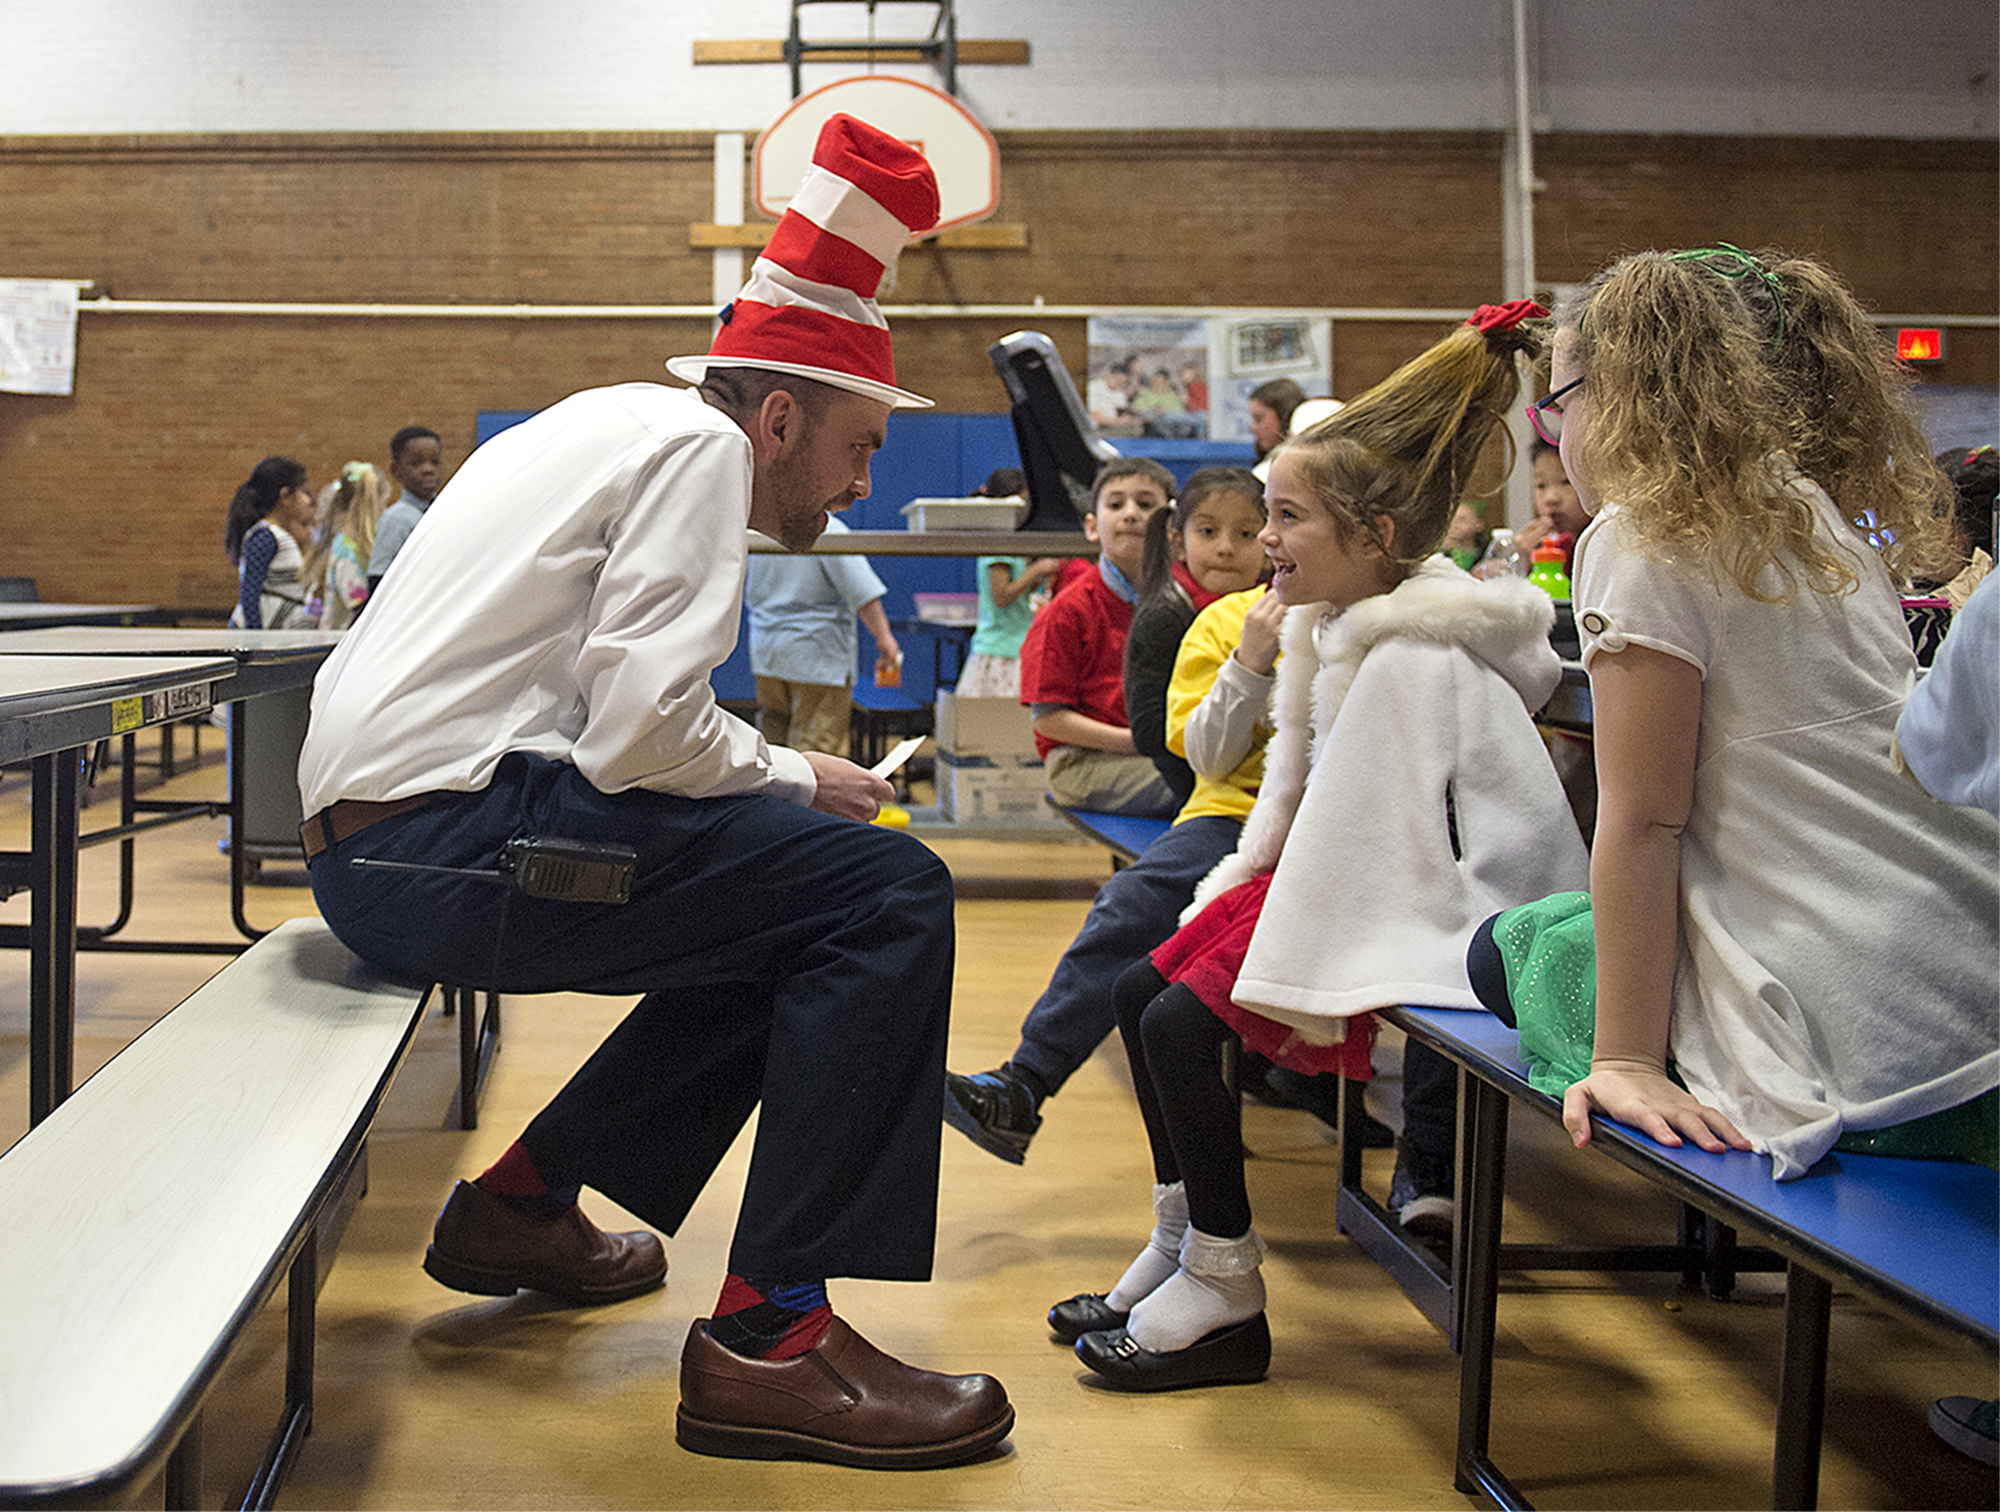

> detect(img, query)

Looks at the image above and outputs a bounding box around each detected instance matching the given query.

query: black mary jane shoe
[1073,1313,1271,1392]
[1047,1292,1129,1344]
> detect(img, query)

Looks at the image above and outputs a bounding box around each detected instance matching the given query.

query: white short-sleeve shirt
[1576,472,1999,1176]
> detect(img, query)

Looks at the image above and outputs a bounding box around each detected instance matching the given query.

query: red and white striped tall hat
[668,113,941,409]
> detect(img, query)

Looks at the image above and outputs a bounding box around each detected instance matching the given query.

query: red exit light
[1896,328,1945,362]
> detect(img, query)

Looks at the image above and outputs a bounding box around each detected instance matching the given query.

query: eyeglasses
[1526,376,1582,447]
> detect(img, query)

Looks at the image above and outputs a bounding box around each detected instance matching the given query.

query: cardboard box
[934,691,1039,760]
[936,750,1057,824]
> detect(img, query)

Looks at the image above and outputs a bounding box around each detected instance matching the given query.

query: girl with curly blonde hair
[1477,248,1996,1181]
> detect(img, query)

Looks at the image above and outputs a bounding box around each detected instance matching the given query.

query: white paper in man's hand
[871,737,924,781]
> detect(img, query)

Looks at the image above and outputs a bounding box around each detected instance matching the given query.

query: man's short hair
[390,424,440,462]
[696,367,844,427]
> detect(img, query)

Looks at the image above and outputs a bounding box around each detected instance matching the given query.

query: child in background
[316,460,396,629]
[957,467,1063,698]
[1515,440,1589,571]
[1477,247,1996,1179]
[1063,303,1589,1391]
[1123,467,1267,807]
[1893,570,2000,1470]
[745,515,902,755]
[1019,457,1181,817]
[947,576,1283,1164]
[1897,573,1999,818]
[1918,444,1995,611]
[223,455,316,630]
[366,423,446,589]
[1442,503,1491,569]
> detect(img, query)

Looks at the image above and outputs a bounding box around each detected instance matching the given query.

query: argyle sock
[1125,1226,1265,1354]
[707,1275,832,1360]
[1104,1181,1189,1312]
[474,1140,580,1221]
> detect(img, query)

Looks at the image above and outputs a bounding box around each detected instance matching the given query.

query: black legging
[1114,958,1464,1228]
[1112,960,1253,1239]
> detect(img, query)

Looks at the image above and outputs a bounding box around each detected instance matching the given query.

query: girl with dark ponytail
[224,456,313,629]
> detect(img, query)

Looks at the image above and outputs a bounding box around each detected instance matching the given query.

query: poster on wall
[1208,314,1333,447]
[1085,315,1211,440]
[1086,313,1333,448]
[0,279,80,396]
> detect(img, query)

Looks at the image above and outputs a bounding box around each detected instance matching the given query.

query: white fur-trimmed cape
[1185,558,1591,1045]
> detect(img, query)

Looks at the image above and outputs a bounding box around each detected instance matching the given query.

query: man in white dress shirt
[297,115,1013,1471]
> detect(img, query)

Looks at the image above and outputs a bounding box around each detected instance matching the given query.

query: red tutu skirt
[1151,872,1377,1080]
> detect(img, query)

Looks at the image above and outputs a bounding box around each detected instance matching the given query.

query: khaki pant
[755,676,852,757]
[1044,745,1178,818]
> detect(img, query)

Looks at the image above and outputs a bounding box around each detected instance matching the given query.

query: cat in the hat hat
[667,112,942,550]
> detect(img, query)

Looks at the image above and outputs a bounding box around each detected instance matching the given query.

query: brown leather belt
[299,793,437,861]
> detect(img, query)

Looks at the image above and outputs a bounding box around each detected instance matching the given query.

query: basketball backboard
[753,76,999,237]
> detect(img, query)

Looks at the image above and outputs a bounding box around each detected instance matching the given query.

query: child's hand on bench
[1563,1057,1751,1154]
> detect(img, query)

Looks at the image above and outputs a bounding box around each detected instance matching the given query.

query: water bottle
[1528,539,1571,599]
[1474,528,1524,580]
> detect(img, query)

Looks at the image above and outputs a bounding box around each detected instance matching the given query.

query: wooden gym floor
[0,734,1991,1510]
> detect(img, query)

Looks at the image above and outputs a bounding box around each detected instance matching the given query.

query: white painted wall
[0,0,1992,138]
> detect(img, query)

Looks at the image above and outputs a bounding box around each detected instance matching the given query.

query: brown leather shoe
[422,1179,666,1306]
[676,1316,1014,1469]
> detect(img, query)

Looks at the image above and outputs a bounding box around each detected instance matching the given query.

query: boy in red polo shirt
[1019,458,1180,817]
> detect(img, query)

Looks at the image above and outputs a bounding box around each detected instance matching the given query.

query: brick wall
[0,128,1991,605]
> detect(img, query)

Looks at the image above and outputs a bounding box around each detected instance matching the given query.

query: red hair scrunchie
[1464,298,1548,333]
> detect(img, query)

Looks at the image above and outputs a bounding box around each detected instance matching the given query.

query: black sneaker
[943,1065,1042,1164]
[1388,1140,1455,1243]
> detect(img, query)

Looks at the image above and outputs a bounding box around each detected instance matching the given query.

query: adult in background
[298,115,1012,1470]
[1246,377,1305,462]
[365,423,445,590]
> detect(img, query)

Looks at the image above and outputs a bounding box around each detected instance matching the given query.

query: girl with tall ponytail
[1051,304,1590,1392]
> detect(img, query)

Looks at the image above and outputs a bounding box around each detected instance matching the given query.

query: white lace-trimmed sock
[1125,1226,1265,1354]
[1104,1182,1189,1312]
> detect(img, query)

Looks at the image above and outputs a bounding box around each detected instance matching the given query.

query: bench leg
[456,987,503,1130]
[28,750,82,1125]
[1336,1073,1365,1191]
[1704,1214,1741,1300]
[242,1227,317,1510]
[1773,1261,1831,1511]
[1454,1074,1533,1508]
[164,1410,203,1509]
[1330,1070,1459,1343]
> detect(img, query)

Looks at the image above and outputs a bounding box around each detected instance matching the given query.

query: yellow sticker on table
[111,697,142,734]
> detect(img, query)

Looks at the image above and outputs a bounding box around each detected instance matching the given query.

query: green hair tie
[1668,242,1786,350]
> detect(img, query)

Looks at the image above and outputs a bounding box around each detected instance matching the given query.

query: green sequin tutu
[1485,892,1997,1169]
